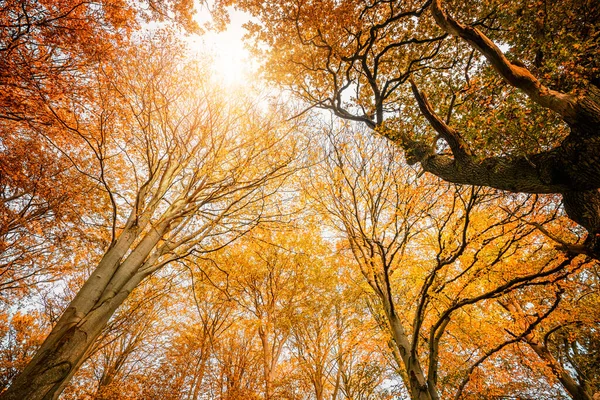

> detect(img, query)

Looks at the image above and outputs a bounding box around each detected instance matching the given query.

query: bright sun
[187,9,253,87]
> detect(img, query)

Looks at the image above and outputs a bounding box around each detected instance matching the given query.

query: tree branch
[429,0,579,123]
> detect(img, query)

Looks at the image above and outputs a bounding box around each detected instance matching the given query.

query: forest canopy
[0,0,599,399]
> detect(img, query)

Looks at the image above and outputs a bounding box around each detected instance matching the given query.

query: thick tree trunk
[408,0,600,257]
[0,219,167,400]
[0,277,142,400]
[404,80,600,258]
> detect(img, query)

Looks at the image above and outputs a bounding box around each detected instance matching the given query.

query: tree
[3,1,599,397]
[491,264,600,400]
[288,270,396,400]
[308,124,588,399]
[0,34,303,399]
[139,265,236,400]
[289,294,344,400]
[217,227,329,399]
[61,273,177,400]
[0,0,202,313]
[211,323,263,400]
[219,0,600,257]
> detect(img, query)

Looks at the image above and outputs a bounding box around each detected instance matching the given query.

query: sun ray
[187,9,254,87]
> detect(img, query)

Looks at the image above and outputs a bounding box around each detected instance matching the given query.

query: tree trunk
[258,326,275,400]
[0,278,142,400]
[189,353,208,400]
[405,80,600,258]
[314,380,324,400]
[526,340,593,400]
[380,294,438,400]
[0,219,167,400]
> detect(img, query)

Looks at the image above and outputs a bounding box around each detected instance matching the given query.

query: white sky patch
[498,42,511,53]
[186,9,255,87]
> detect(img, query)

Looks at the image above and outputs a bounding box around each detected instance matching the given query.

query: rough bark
[0,215,170,400]
[404,67,600,259]
[405,80,600,191]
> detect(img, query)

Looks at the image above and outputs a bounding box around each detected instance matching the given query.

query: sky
[186,7,255,86]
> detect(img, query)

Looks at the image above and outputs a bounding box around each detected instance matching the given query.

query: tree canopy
[0,1,599,399]
[216,0,600,257]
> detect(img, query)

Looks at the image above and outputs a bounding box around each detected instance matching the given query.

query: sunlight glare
[187,9,253,87]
